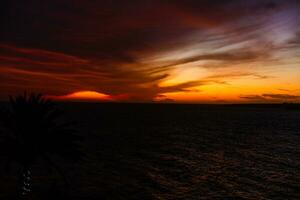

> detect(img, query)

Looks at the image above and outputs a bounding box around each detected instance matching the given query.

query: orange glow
[49,91,113,102]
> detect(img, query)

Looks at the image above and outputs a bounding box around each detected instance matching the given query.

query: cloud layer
[1,0,300,102]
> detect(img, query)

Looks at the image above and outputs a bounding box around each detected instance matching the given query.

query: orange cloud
[49,91,113,102]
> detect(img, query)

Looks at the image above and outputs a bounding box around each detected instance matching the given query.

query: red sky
[1,0,300,103]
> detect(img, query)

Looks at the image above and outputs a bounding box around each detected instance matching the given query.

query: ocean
[1,103,300,199]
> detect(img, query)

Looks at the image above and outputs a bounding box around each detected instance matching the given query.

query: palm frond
[0,93,83,165]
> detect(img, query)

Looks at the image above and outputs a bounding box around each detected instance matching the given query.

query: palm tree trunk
[18,165,32,197]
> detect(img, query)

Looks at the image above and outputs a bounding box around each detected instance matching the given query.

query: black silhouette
[0,93,83,198]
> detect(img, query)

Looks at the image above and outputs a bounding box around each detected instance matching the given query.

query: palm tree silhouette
[0,93,83,198]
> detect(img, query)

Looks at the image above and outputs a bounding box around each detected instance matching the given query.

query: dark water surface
[1,103,300,199]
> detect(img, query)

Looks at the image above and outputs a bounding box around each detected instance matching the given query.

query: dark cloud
[159,80,207,93]
[262,93,300,100]
[240,95,267,101]
[289,32,300,46]
[0,44,169,99]
[240,93,300,102]
[207,72,271,80]
[2,0,293,60]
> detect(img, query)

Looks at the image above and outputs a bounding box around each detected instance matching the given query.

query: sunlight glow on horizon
[49,91,113,102]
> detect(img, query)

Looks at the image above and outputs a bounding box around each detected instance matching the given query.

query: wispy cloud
[240,95,267,101]
[262,93,300,100]
[240,93,300,102]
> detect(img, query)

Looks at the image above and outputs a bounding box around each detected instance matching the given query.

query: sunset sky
[1,0,300,103]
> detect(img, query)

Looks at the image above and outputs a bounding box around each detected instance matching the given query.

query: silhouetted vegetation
[0,93,83,198]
